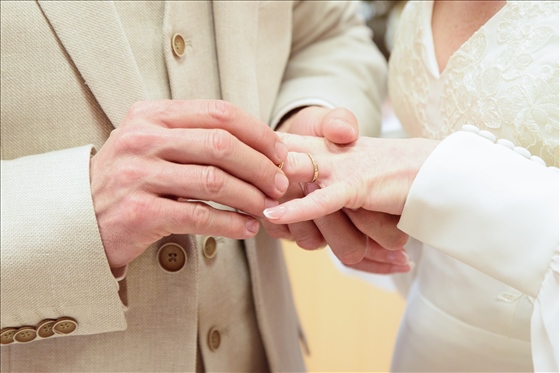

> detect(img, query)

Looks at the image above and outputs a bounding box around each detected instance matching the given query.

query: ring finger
[160,128,288,199]
[149,161,276,217]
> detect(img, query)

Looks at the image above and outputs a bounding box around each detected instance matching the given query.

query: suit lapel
[38,1,145,128]
[213,2,304,368]
[212,1,260,118]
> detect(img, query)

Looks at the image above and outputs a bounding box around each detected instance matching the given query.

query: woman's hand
[263,133,439,223]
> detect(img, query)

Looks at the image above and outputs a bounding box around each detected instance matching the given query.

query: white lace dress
[387,1,559,371]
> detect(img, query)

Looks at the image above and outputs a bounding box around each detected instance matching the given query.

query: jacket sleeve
[270,1,387,137]
[1,145,127,345]
[398,128,559,372]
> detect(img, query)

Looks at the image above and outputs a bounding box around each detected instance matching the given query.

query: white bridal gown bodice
[390,1,558,166]
[386,1,559,372]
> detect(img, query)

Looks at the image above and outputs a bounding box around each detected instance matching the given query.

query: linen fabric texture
[0,1,387,372]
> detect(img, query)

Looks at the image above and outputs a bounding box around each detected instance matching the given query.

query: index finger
[263,183,349,223]
[133,100,288,164]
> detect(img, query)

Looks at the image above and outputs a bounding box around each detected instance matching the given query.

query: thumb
[321,107,359,145]
[286,107,358,144]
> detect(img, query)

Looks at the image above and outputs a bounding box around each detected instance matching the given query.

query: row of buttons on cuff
[0,237,218,344]
[461,124,558,171]
[1,317,78,345]
[157,237,218,273]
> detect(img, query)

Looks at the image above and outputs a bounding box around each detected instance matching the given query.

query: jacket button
[53,317,78,335]
[207,328,221,351]
[0,328,17,345]
[13,326,37,343]
[157,243,187,273]
[202,237,217,259]
[37,319,56,338]
[171,33,186,57]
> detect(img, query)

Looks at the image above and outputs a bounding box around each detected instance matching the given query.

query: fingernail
[246,219,259,234]
[332,118,357,137]
[275,173,289,193]
[304,182,320,195]
[275,141,288,161]
[265,198,279,209]
[263,206,287,220]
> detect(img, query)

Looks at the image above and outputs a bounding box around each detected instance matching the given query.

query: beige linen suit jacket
[0,1,386,371]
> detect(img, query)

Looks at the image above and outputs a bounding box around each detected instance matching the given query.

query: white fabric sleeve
[398,129,559,372]
[1,146,127,341]
[531,254,559,372]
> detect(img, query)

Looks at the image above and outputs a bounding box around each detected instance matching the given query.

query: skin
[264,106,411,272]
[92,99,409,273]
[264,0,508,274]
[91,100,289,269]
[432,0,507,74]
[263,134,439,227]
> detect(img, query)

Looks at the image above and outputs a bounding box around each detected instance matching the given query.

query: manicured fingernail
[246,219,259,234]
[275,141,288,161]
[275,173,289,193]
[263,206,287,220]
[265,198,279,209]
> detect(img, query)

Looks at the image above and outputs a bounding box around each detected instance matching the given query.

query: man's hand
[264,106,409,272]
[90,100,289,269]
[344,208,410,274]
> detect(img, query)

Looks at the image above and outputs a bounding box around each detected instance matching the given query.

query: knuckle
[190,202,213,231]
[124,101,173,127]
[113,161,147,188]
[203,166,226,195]
[113,126,157,155]
[209,129,235,160]
[295,233,325,250]
[268,230,289,240]
[208,100,236,126]
[122,193,153,227]
[262,221,292,239]
[126,101,151,120]
[253,159,271,185]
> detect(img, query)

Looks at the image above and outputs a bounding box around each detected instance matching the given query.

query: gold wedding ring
[306,153,319,183]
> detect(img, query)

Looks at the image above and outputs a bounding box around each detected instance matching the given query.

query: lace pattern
[388,1,559,166]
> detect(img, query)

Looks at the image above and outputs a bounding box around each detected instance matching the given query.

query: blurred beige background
[281,3,407,371]
[283,241,406,373]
